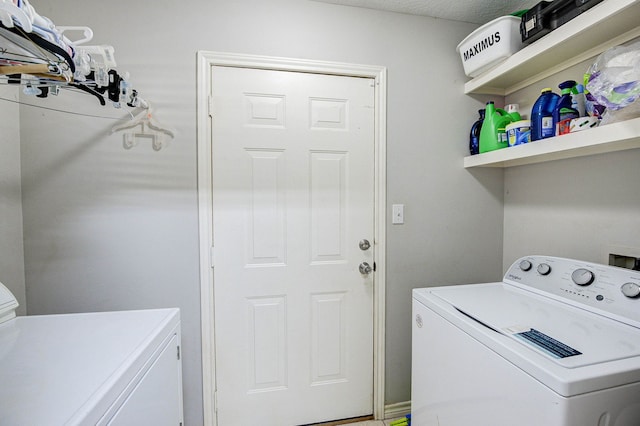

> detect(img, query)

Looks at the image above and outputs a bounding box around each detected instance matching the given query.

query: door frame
[196,51,387,425]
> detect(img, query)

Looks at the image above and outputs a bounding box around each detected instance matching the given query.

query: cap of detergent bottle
[505,103,522,121]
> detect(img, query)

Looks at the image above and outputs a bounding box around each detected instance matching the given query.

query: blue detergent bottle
[469,109,485,155]
[531,88,560,141]
[553,80,579,135]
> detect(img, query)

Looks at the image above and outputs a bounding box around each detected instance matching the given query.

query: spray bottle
[553,80,580,135]
[571,84,586,117]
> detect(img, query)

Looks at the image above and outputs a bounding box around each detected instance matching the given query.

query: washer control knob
[519,260,532,271]
[537,263,552,276]
[621,282,640,298]
[571,268,595,286]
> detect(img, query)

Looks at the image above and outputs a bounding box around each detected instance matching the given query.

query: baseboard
[384,401,411,420]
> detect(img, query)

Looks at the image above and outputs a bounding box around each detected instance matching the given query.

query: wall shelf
[464,117,640,168]
[464,0,640,96]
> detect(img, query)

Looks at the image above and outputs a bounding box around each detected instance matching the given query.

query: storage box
[457,16,524,78]
[520,1,553,44]
[521,0,605,44]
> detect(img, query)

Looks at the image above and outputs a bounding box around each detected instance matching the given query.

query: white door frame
[196,51,387,425]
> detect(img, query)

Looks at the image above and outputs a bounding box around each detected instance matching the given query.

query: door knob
[359,239,371,251]
[359,262,373,275]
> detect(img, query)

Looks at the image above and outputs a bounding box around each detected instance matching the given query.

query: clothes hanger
[0,8,14,29]
[0,0,32,33]
[57,26,93,45]
[0,22,75,75]
[111,103,174,137]
[72,82,106,105]
[0,1,152,118]
[111,102,175,151]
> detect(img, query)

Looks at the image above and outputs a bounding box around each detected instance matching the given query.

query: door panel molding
[196,51,387,426]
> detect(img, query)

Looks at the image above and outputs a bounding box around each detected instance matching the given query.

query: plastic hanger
[111,103,175,151]
[57,26,93,45]
[0,0,32,33]
[0,8,13,29]
[0,1,152,116]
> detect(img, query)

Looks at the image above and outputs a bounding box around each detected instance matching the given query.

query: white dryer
[0,282,183,425]
[412,255,640,426]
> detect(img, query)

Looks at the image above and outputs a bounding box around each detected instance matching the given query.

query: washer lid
[425,283,640,369]
[0,282,18,324]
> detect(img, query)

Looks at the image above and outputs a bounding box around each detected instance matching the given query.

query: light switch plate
[392,204,404,224]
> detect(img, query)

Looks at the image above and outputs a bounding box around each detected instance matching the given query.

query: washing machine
[411,255,640,426]
[0,282,183,425]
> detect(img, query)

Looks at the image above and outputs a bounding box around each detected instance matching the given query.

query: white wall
[20,0,504,421]
[503,58,640,270]
[0,85,26,316]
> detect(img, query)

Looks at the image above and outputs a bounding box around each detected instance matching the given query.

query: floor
[320,419,401,426]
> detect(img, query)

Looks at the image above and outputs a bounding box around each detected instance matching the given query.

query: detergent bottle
[553,80,580,135]
[505,103,522,121]
[469,109,485,155]
[571,83,586,117]
[479,101,513,153]
[531,88,560,141]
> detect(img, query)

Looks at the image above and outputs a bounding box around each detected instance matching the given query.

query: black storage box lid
[520,0,604,44]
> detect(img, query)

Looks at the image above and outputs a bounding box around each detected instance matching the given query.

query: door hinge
[208,95,213,118]
[373,262,377,272]
[214,390,218,413]
[177,345,181,360]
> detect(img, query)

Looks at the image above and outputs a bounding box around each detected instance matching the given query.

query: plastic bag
[599,98,640,126]
[586,39,640,112]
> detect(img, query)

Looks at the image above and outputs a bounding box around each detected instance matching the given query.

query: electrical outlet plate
[604,245,640,270]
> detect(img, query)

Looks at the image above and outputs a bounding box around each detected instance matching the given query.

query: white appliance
[0,282,183,425]
[412,255,640,426]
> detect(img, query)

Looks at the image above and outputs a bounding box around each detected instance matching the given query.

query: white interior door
[211,65,375,425]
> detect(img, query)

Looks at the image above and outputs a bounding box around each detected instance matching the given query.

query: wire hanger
[111,102,175,151]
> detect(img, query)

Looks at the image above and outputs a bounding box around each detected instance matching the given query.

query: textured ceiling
[311,0,538,24]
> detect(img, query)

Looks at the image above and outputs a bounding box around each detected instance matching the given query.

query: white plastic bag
[599,98,640,125]
[586,39,640,112]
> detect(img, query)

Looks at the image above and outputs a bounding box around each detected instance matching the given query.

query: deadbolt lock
[359,239,371,251]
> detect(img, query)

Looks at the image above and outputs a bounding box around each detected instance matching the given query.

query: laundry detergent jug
[479,101,513,153]
[505,103,522,122]
[531,88,560,141]
[469,109,485,155]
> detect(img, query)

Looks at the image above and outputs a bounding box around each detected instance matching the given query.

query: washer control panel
[505,256,640,326]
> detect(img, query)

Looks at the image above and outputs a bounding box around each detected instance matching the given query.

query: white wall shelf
[464,117,640,168]
[464,0,640,96]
